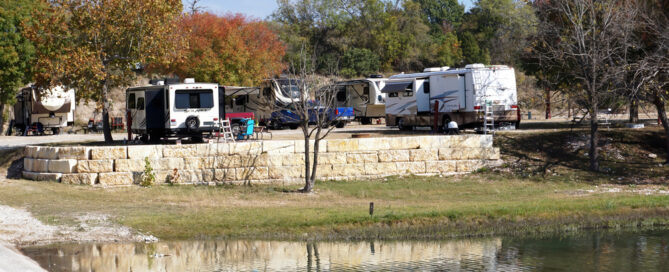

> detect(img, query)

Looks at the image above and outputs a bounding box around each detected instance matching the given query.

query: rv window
[137,97,145,110]
[336,90,347,102]
[389,92,398,98]
[402,91,413,97]
[128,93,136,109]
[364,86,369,96]
[175,90,214,109]
[423,82,430,93]
[235,95,247,106]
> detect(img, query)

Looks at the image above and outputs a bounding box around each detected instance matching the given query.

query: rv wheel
[335,121,346,128]
[398,118,412,131]
[361,117,372,125]
[186,116,200,131]
[52,127,60,135]
[230,123,241,136]
[288,124,299,130]
[140,134,149,143]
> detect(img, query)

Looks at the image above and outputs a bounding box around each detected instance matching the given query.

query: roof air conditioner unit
[465,64,485,69]
[184,78,195,84]
[423,67,441,72]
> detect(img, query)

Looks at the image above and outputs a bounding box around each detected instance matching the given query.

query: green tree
[459,31,489,64]
[0,0,42,134]
[340,48,380,78]
[25,0,184,143]
[415,0,465,33]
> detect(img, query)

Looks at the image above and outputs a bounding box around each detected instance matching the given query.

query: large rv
[12,85,76,135]
[126,78,220,142]
[333,76,387,124]
[383,64,519,131]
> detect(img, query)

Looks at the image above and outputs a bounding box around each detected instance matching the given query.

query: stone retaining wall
[22,135,500,186]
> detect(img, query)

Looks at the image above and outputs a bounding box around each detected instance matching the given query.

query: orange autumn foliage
[173,13,286,86]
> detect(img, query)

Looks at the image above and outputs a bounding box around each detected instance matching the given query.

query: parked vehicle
[383,64,519,131]
[270,105,355,129]
[126,78,220,142]
[12,85,76,135]
[332,76,387,124]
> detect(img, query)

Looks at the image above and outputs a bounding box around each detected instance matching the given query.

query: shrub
[140,157,155,187]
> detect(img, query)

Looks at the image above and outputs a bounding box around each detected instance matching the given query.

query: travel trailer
[126,78,220,142]
[383,64,519,131]
[12,85,76,135]
[332,76,387,124]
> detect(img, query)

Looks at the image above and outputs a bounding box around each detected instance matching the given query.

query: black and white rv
[126,78,220,142]
[12,85,76,135]
[332,76,387,124]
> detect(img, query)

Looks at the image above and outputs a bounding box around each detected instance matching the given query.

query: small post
[433,101,439,133]
[369,202,374,217]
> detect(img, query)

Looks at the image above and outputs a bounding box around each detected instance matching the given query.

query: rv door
[127,91,146,131]
[416,79,430,113]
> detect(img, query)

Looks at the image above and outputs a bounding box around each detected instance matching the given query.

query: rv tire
[398,118,412,131]
[140,134,149,143]
[360,117,372,125]
[51,127,60,135]
[231,123,241,136]
[335,121,346,128]
[288,124,299,130]
[186,116,200,132]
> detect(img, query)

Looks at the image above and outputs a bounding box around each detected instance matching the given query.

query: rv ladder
[483,100,495,135]
[219,119,235,143]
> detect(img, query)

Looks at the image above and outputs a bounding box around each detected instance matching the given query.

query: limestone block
[388,137,420,150]
[30,159,49,173]
[417,136,443,149]
[62,173,98,185]
[332,164,366,177]
[346,152,379,164]
[195,143,217,156]
[236,167,269,180]
[162,145,197,158]
[425,161,457,173]
[127,145,163,159]
[25,146,39,158]
[315,165,335,177]
[269,166,303,179]
[91,146,127,160]
[263,140,295,154]
[254,153,285,167]
[115,159,145,172]
[214,168,236,181]
[23,158,35,172]
[99,172,133,186]
[77,160,114,173]
[34,147,58,159]
[215,155,243,168]
[457,135,491,149]
[179,170,204,183]
[457,160,485,172]
[378,150,410,162]
[317,153,346,165]
[137,170,174,184]
[229,142,262,155]
[283,153,306,166]
[396,162,426,174]
[364,162,397,175]
[22,171,61,182]
[439,148,463,160]
[58,146,90,160]
[294,140,327,153]
[357,138,391,151]
[201,169,215,182]
[410,149,438,162]
[481,148,501,160]
[150,158,185,170]
[326,139,359,152]
[48,159,77,173]
[184,157,215,169]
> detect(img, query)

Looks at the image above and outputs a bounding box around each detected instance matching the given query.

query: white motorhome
[225,77,301,126]
[333,76,387,124]
[384,64,519,131]
[12,85,76,135]
[126,78,220,142]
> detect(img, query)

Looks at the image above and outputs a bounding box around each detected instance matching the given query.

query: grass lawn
[0,174,668,240]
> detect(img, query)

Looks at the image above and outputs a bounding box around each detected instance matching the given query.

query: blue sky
[182,0,476,19]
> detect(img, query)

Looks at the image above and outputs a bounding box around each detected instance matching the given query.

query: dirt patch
[0,205,156,247]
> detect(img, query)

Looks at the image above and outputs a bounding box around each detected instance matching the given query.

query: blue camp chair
[237,119,255,140]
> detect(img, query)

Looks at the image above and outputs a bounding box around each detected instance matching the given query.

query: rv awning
[381,82,412,93]
[222,86,260,96]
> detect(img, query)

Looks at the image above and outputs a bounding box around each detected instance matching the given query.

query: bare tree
[530,0,638,171]
[281,47,341,193]
[628,0,669,163]
[187,0,203,14]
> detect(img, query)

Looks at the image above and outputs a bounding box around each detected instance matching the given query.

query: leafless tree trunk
[531,0,637,171]
[0,103,6,135]
[629,98,639,123]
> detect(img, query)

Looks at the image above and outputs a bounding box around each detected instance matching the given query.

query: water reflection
[20,230,669,272]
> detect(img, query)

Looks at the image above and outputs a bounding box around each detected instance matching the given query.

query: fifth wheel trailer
[383,64,519,131]
[12,85,76,135]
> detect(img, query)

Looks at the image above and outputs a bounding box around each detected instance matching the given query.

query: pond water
[21,230,669,272]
